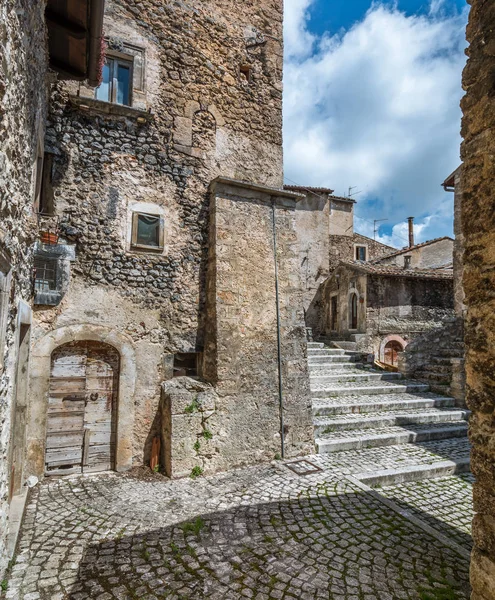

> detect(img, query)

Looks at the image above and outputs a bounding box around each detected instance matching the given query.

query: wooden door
[384,341,403,367]
[45,341,119,476]
[331,296,338,331]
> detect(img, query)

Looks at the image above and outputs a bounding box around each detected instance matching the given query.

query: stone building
[459,0,495,596]
[20,0,314,489]
[285,186,395,333]
[377,235,454,270]
[0,0,105,576]
[317,261,455,362]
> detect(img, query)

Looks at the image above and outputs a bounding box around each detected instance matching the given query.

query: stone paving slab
[380,474,474,552]
[3,456,471,600]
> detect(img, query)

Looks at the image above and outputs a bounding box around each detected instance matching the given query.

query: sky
[283,0,469,248]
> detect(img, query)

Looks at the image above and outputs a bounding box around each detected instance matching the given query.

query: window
[240,65,252,83]
[173,353,199,378]
[95,56,133,106]
[355,246,367,261]
[34,257,57,292]
[404,256,412,269]
[131,212,164,250]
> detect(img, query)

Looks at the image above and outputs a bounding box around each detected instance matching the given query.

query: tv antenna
[373,219,388,241]
[347,186,362,199]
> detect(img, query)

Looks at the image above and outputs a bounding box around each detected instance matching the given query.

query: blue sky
[309,0,467,37]
[283,0,469,247]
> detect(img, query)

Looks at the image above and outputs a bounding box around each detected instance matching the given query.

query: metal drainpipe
[271,198,285,459]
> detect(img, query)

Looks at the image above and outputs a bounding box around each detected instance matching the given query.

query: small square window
[95,56,133,106]
[131,212,164,251]
[355,246,367,261]
[173,353,198,378]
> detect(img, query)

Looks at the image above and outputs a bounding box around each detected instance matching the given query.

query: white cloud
[284,0,315,60]
[283,0,468,244]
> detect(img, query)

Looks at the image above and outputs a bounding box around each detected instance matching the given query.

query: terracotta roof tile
[339,260,453,280]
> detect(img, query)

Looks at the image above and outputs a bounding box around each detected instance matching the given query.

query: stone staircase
[308,341,470,480]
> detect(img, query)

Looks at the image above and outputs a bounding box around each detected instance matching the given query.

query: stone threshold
[5,488,29,561]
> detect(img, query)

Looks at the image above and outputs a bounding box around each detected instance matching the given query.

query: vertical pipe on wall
[271,199,285,459]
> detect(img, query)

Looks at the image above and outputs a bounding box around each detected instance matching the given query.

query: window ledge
[34,290,62,306]
[69,95,153,123]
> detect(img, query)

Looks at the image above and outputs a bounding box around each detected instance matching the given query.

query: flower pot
[40,231,59,245]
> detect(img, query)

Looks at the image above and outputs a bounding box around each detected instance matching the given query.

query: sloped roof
[373,236,454,262]
[283,185,335,195]
[339,260,453,280]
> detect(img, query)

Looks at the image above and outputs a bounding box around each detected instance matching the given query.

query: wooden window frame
[95,52,134,107]
[355,245,367,261]
[131,212,164,251]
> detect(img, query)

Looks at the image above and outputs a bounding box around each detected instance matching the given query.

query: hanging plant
[96,36,107,87]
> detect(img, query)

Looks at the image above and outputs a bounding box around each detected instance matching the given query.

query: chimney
[408,217,415,248]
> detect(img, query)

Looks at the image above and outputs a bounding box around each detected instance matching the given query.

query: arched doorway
[330,296,338,331]
[349,293,358,330]
[45,341,120,476]
[384,340,404,368]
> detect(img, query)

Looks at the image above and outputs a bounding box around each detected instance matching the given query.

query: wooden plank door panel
[45,341,119,476]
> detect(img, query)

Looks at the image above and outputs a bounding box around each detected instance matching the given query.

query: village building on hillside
[310,206,456,369]
[319,261,454,366]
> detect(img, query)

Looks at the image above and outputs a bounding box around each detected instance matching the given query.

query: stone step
[310,371,403,384]
[308,355,359,364]
[309,363,365,373]
[311,381,430,398]
[332,341,358,351]
[313,408,470,435]
[315,422,468,453]
[308,348,348,356]
[307,342,325,349]
[312,392,457,416]
[353,457,471,488]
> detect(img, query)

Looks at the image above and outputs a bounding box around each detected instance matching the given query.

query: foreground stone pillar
[203,178,314,470]
[460,1,495,598]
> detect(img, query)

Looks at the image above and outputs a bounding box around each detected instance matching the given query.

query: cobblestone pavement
[4,455,471,600]
[380,474,474,551]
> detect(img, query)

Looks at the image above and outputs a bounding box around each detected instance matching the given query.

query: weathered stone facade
[460,1,495,597]
[378,237,454,269]
[0,0,49,576]
[317,263,455,358]
[23,0,315,484]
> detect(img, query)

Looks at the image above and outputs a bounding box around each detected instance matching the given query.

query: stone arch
[26,324,136,478]
[379,334,408,364]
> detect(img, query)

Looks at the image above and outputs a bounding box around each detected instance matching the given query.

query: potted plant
[38,214,60,246]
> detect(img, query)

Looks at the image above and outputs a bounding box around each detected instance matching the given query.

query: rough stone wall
[452,168,466,317]
[329,233,395,271]
[365,275,455,354]
[399,317,465,402]
[201,181,314,471]
[293,193,330,330]
[0,0,48,577]
[379,238,454,269]
[29,0,286,473]
[459,1,495,597]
